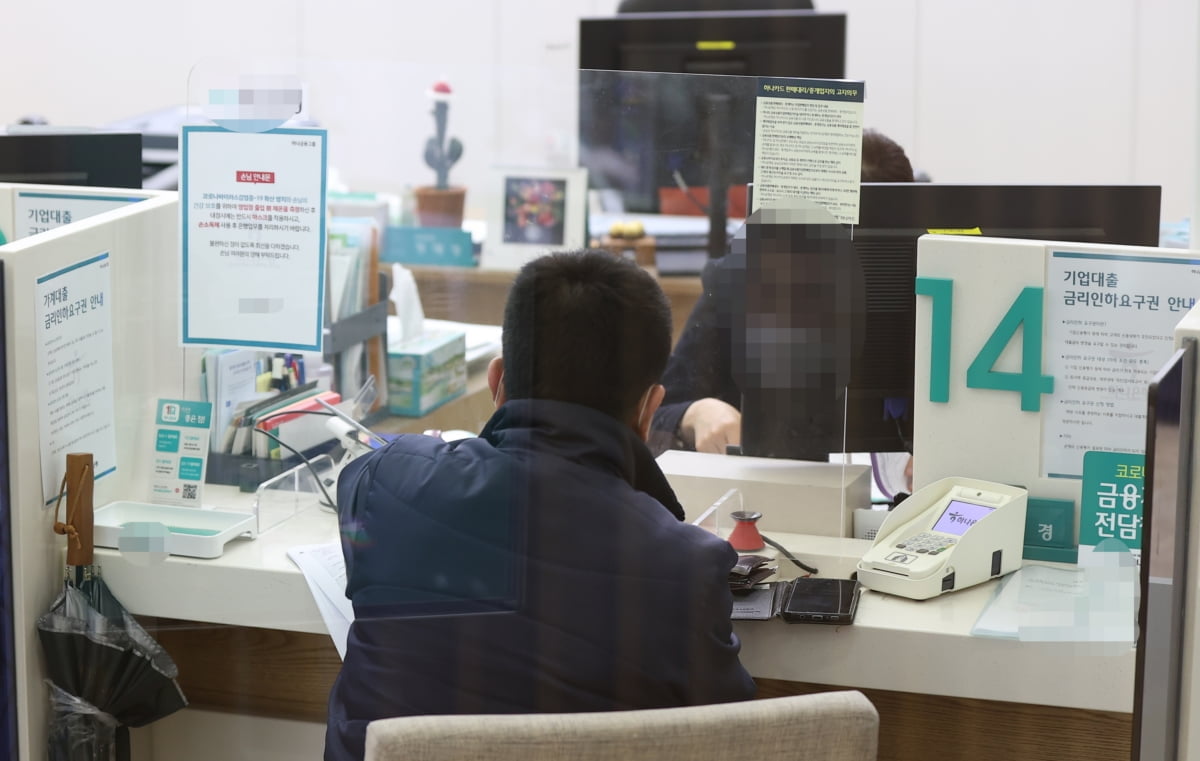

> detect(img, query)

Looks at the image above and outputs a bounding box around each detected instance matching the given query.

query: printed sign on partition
[752,77,865,224]
[181,126,327,352]
[15,191,147,239]
[1078,450,1144,566]
[35,253,118,505]
[1043,250,1200,478]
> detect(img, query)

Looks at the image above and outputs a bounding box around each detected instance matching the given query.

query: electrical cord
[249,410,340,511]
[761,534,819,576]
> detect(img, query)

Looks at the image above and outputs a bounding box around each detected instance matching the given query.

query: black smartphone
[779,577,861,624]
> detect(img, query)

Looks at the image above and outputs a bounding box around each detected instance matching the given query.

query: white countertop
[94,489,1134,714]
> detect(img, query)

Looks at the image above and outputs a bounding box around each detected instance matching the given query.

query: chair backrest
[365,690,879,761]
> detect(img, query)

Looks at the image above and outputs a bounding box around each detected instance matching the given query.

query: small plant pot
[414,186,466,228]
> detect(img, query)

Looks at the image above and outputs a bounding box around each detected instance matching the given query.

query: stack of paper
[287,542,353,659]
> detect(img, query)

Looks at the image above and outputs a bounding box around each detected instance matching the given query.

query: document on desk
[971,563,1136,649]
[287,543,354,659]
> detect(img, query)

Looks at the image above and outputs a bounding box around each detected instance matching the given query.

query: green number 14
[916,277,1054,412]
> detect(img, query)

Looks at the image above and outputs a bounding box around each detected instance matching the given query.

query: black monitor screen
[737,183,1163,460]
[579,12,845,213]
[0,133,142,189]
[1132,339,1194,761]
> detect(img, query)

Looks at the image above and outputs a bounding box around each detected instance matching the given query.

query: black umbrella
[36,453,187,761]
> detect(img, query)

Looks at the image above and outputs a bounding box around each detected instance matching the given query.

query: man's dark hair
[861,128,915,183]
[502,251,673,421]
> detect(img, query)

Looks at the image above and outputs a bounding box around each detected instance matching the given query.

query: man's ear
[634,384,666,442]
[487,356,506,408]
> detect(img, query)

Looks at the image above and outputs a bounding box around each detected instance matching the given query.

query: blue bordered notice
[35,253,117,505]
[752,77,865,224]
[181,126,327,351]
[15,191,147,239]
[149,399,213,507]
[1043,250,1200,479]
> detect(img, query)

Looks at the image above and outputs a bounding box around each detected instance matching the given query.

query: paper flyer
[35,253,118,505]
[1043,249,1200,478]
[149,399,214,507]
[752,77,865,224]
[181,126,327,352]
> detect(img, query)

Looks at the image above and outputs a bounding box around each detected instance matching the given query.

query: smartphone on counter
[779,577,861,625]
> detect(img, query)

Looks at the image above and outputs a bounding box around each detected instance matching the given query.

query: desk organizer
[93,501,257,559]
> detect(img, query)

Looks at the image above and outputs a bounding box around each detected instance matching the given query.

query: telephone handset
[856,477,1028,600]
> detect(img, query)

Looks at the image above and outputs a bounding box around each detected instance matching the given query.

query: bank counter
[92,448,1134,761]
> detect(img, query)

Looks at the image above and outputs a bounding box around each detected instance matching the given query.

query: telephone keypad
[894,532,956,555]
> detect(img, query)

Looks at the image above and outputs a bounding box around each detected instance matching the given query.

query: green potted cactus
[414,80,466,228]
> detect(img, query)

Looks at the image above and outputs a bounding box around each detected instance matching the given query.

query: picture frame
[481,167,588,270]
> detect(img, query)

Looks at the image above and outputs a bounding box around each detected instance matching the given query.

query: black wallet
[728,554,778,593]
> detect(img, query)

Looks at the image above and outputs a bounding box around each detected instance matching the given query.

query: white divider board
[0,191,186,761]
[0,182,164,244]
[913,234,1200,512]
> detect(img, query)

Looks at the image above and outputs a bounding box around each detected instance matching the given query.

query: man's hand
[680,398,742,454]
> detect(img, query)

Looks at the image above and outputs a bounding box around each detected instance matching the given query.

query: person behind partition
[325,251,756,761]
[651,128,916,457]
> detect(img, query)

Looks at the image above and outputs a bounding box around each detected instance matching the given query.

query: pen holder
[729,510,765,552]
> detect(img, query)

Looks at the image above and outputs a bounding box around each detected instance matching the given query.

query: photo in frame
[482,167,588,270]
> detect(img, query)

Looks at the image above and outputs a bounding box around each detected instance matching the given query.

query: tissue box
[387,329,468,416]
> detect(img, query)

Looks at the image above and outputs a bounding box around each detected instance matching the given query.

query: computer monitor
[1132,339,1195,761]
[578,12,846,214]
[737,183,1163,461]
[0,132,143,189]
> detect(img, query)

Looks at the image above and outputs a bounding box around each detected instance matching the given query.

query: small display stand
[254,453,340,533]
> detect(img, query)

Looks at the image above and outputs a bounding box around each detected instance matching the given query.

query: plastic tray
[94,501,257,559]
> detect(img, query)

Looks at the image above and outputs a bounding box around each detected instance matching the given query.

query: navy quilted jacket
[324,399,755,761]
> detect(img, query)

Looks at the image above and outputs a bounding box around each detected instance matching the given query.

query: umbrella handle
[52,453,94,566]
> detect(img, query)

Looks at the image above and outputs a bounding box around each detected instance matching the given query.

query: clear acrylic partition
[171,59,881,522]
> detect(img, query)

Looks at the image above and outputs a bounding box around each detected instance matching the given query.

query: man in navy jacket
[325,252,755,761]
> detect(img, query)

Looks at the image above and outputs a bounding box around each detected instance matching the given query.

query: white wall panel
[821,0,921,169]
[1132,0,1198,223]
[913,0,1138,187]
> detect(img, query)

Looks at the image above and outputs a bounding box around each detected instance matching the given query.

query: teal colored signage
[178,457,205,481]
[155,429,181,453]
[916,278,1055,412]
[1079,450,1145,555]
[383,226,475,267]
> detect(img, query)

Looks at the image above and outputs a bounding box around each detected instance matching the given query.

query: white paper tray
[94,501,257,559]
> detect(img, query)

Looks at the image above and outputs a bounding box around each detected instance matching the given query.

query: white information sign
[181,126,327,351]
[15,191,146,239]
[149,399,213,507]
[1043,250,1200,478]
[752,78,865,224]
[35,253,118,504]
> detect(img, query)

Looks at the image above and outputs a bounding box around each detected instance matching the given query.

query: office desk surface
[96,519,1133,715]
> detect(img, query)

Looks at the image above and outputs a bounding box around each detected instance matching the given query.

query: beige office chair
[365,690,879,761]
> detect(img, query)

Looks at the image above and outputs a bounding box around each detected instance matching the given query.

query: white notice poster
[752,78,865,224]
[181,126,327,352]
[35,253,118,504]
[1043,249,1200,478]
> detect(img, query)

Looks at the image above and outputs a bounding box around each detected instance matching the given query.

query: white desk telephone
[856,477,1028,600]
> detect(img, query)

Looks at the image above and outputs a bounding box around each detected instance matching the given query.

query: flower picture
[502,177,567,245]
